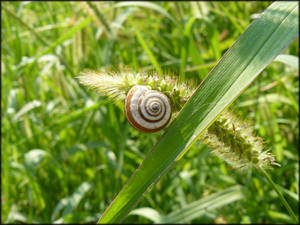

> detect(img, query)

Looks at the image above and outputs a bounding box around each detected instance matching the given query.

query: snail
[125,85,172,133]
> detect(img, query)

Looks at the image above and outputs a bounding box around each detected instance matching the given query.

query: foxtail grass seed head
[78,68,279,170]
[201,112,279,170]
[77,68,192,112]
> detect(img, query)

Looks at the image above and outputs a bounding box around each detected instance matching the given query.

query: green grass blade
[96,1,299,223]
[13,100,108,148]
[113,1,177,24]
[2,5,91,76]
[2,5,49,46]
[135,29,163,75]
[40,17,92,56]
[274,54,299,70]
[130,185,244,223]
[258,167,298,223]
[86,2,112,35]
[180,16,198,79]
[51,182,92,222]
[267,210,294,224]
[161,185,244,223]
[129,207,162,223]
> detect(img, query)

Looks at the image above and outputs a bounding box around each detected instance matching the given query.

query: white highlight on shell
[126,85,172,132]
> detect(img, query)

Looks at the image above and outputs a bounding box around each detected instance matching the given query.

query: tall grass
[2,2,298,224]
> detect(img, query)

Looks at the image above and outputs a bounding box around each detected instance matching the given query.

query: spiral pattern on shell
[125,85,172,133]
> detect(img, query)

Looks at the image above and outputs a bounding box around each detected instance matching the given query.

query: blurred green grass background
[1,1,298,224]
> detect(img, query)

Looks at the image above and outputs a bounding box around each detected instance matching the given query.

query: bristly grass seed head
[201,112,279,171]
[77,68,192,112]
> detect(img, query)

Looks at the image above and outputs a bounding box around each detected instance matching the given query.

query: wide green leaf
[98,2,299,223]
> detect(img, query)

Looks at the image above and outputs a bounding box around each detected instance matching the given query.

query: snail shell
[125,85,172,133]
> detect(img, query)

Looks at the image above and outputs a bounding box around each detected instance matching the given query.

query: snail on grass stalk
[77,68,279,171]
[77,68,190,132]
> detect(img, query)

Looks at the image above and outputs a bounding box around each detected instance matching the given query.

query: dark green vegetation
[2,2,298,224]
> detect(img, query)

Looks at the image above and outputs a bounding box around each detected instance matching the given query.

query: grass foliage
[2,1,299,224]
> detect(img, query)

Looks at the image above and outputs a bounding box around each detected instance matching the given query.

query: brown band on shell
[138,96,166,123]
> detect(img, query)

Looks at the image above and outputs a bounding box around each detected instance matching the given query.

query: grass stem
[86,2,112,34]
[257,166,299,224]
